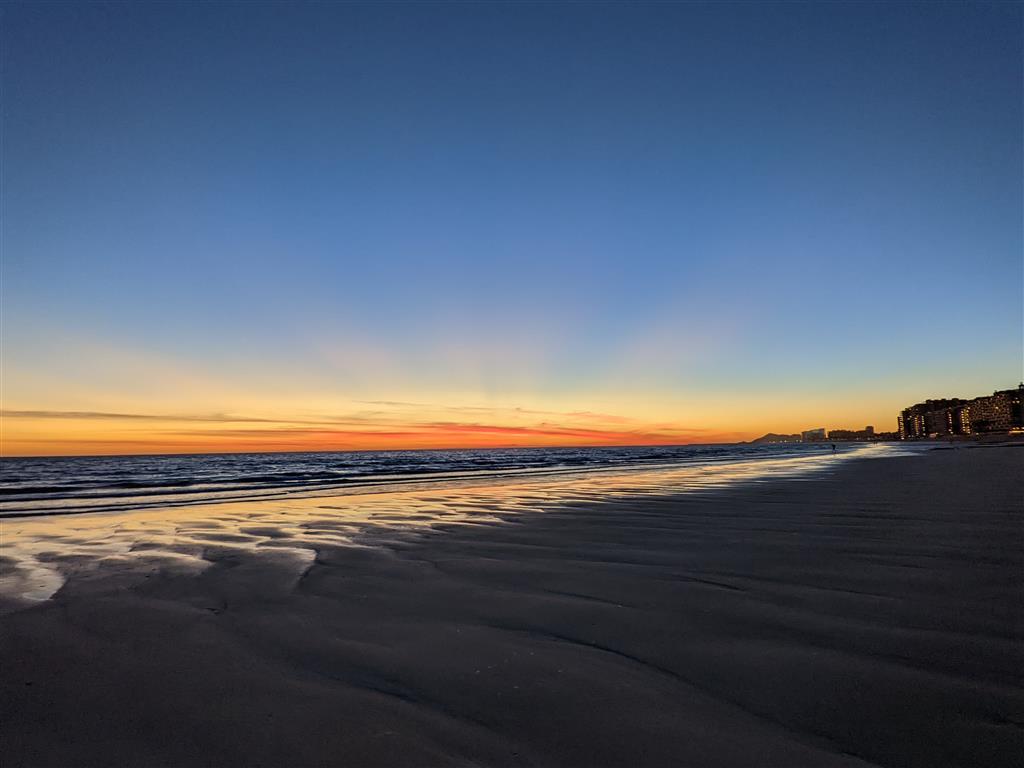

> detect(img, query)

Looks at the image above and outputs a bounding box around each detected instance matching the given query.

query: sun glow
[0,319,927,457]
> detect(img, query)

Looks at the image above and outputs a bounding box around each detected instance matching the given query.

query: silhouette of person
[831,443,836,453]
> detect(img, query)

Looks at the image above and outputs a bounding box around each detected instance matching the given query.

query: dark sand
[1,446,1021,767]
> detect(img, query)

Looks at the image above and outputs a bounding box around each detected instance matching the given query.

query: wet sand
[1,446,1021,767]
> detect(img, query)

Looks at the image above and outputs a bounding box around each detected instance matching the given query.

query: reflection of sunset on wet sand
[1,445,885,607]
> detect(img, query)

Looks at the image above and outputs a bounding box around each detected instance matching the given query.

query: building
[898,399,967,439]
[897,385,1024,439]
[966,385,1024,434]
[801,428,826,442]
[827,426,877,441]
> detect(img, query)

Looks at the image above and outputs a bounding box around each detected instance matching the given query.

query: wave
[0,443,863,517]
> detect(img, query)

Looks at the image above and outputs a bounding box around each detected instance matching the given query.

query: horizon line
[0,438,769,461]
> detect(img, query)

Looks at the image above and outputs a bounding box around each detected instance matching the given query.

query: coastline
[1,445,1021,766]
[0,444,891,602]
[0,441,877,519]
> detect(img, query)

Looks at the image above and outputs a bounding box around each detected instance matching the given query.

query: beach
[1,444,1021,767]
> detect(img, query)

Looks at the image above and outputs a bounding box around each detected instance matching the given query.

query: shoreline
[0,445,894,606]
[3,431,1019,461]
[1,446,1021,766]
[0,441,885,519]
[5,439,1018,521]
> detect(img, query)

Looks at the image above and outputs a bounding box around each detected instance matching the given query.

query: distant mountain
[750,433,802,444]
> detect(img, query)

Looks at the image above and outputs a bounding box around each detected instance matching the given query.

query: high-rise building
[966,385,1024,434]
[897,385,1024,438]
[898,399,967,439]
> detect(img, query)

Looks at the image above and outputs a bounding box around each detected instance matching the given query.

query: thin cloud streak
[166,421,712,442]
[2,407,679,430]
[1,404,738,455]
[1,410,307,424]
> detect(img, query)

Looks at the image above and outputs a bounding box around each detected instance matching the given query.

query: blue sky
[1,2,1021,453]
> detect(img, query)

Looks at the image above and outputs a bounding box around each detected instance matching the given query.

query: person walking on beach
[831,443,837,454]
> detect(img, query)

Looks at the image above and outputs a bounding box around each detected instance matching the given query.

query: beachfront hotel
[898,385,1024,439]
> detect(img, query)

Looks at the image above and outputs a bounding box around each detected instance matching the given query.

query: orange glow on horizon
[0,413,750,457]
[0,339,909,457]
[0,321,957,458]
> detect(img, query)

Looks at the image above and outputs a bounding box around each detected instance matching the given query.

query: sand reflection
[0,444,897,606]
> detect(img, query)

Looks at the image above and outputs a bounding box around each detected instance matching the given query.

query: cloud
[1,400,739,456]
[353,400,430,408]
[2,409,709,440]
[0,410,292,423]
[166,421,710,443]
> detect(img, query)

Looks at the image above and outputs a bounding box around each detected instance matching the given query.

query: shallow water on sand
[0,444,903,605]
[0,441,881,517]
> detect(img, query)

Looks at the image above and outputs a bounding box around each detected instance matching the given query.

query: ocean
[0,442,890,518]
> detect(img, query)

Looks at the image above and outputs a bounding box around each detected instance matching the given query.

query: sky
[1,1,1021,456]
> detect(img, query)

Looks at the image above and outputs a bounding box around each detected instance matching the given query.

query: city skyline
[2,3,1021,456]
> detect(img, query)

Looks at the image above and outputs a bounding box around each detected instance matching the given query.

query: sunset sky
[2,2,1021,456]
